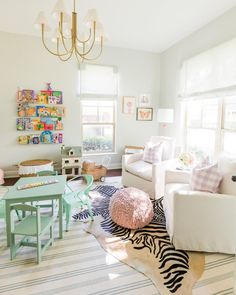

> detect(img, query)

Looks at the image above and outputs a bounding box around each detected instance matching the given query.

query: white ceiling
[0,0,236,53]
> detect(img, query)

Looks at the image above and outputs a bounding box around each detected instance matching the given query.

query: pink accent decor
[109,187,154,229]
[0,169,4,185]
[142,142,163,163]
[190,164,222,193]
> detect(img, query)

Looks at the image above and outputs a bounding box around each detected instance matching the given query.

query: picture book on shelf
[16,118,24,131]
[17,90,35,103]
[49,91,63,104]
[24,118,33,131]
[25,106,36,117]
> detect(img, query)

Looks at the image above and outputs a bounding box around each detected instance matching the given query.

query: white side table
[165,168,191,185]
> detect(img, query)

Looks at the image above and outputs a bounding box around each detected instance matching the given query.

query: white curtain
[179,38,236,98]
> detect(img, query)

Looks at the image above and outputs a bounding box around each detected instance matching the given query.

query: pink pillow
[142,142,163,163]
[190,164,222,193]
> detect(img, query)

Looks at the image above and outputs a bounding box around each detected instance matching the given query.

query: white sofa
[163,156,236,254]
[122,136,176,199]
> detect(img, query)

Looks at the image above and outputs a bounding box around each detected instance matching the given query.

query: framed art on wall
[122,96,136,114]
[139,94,151,107]
[136,107,153,121]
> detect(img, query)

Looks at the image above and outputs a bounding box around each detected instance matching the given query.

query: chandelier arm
[41,25,69,57]
[75,50,83,63]
[75,22,97,56]
[57,39,74,61]
[80,37,103,61]
[58,13,73,54]
[77,28,92,43]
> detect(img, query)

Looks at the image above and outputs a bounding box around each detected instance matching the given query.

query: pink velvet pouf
[109,187,154,229]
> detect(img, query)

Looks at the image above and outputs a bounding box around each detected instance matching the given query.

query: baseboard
[4,162,122,178]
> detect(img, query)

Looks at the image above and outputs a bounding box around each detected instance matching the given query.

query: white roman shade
[78,63,118,100]
[179,37,236,98]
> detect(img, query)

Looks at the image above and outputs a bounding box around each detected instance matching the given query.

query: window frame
[81,100,116,155]
[79,63,118,155]
[182,96,236,159]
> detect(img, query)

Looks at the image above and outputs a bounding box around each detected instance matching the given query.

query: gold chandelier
[34,0,104,62]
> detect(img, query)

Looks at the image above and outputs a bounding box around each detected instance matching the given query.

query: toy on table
[17,179,59,190]
[81,156,111,182]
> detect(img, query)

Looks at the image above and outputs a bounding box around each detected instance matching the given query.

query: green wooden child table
[3,175,67,247]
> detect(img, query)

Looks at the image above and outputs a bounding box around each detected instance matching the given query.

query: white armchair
[163,156,236,254]
[122,136,176,199]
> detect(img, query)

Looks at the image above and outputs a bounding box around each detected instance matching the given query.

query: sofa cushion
[142,142,163,163]
[190,164,222,193]
[126,160,152,181]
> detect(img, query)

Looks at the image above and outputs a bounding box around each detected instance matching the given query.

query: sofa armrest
[122,153,143,167]
[165,169,190,185]
[152,158,178,198]
[170,190,236,252]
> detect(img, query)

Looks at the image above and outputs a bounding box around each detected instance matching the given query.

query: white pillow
[142,142,163,164]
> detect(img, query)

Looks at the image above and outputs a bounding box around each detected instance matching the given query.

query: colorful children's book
[49,91,63,104]
[16,118,25,131]
[40,130,54,144]
[25,106,36,117]
[21,89,35,103]
[18,135,28,145]
[17,104,25,117]
[36,106,51,117]
[24,118,33,131]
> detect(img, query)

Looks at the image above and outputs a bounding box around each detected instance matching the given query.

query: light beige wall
[0,31,160,176]
[159,6,236,144]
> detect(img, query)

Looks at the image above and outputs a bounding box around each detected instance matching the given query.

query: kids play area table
[3,175,67,247]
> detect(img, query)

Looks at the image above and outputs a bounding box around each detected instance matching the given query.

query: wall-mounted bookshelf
[16,88,65,145]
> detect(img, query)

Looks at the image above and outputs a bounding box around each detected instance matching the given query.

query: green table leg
[58,196,63,239]
[5,201,11,247]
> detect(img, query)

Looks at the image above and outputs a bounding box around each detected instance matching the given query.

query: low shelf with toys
[16,83,65,145]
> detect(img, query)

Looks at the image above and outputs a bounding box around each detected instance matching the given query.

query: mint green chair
[36,170,58,176]
[9,204,54,264]
[0,188,21,221]
[36,170,58,214]
[63,174,94,231]
[0,200,5,218]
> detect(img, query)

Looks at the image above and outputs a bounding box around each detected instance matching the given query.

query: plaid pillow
[190,164,222,193]
[142,142,163,164]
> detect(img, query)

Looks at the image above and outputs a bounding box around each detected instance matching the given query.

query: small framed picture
[139,94,151,107]
[136,107,153,121]
[122,96,136,114]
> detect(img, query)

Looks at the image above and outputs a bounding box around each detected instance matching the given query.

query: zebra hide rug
[75,185,205,295]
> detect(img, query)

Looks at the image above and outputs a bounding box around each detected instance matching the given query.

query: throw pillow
[142,142,163,164]
[190,164,222,193]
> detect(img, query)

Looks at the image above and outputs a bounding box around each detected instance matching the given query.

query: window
[179,39,236,159]
[79,64,118,154]
[81,101,115,153]
[182,96,236,159]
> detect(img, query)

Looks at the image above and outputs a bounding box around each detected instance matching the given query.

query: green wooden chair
[9,204,54,264]
[36,170,58,176]
[63,174,94,231]
[36,170,58,214]
[0,188,21,221]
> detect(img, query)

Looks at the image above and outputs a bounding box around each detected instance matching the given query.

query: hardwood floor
[3,169,122,186]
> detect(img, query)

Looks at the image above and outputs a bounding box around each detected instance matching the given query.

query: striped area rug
[0,184,235,295]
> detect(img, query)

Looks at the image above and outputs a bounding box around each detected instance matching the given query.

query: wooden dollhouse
[61,146,82,176]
